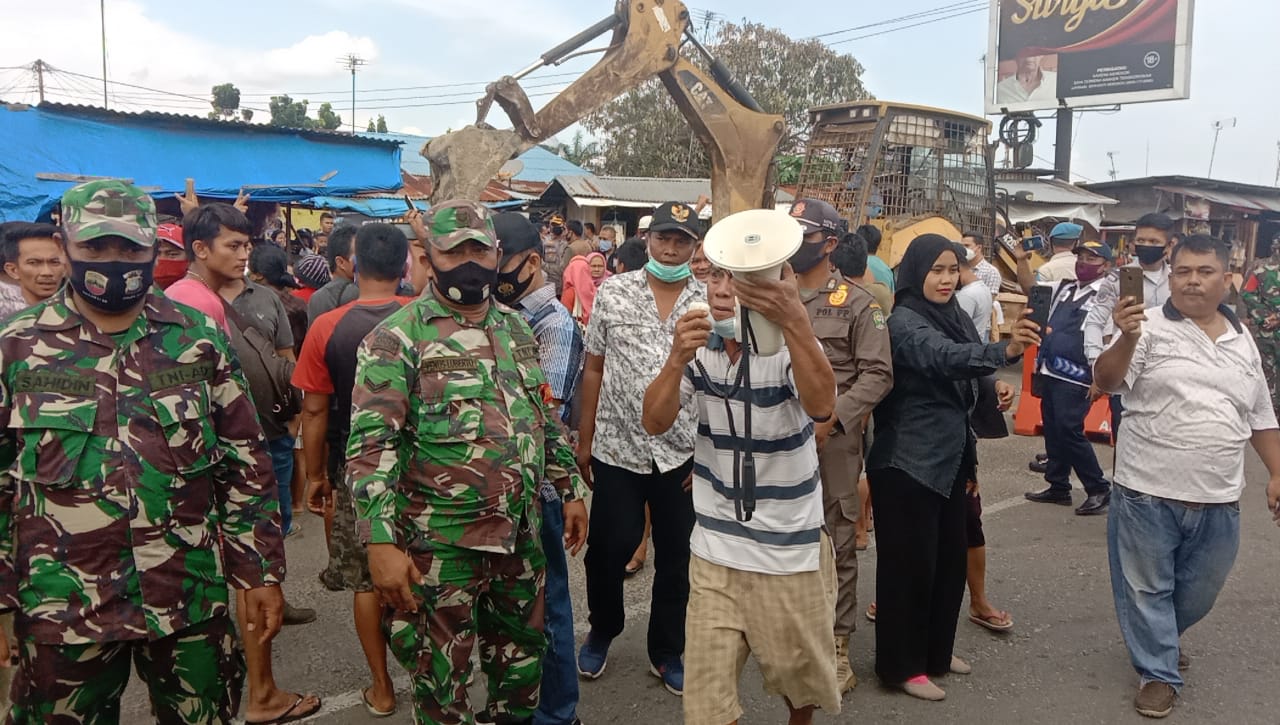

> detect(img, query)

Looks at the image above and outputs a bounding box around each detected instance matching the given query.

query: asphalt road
[122,387,1280,724]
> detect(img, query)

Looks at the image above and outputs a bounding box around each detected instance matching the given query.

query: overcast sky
[0,0,1272,187]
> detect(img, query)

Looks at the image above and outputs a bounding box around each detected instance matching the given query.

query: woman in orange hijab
[561,251,610,325]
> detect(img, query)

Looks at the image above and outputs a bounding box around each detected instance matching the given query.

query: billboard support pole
[1054,108,1073,182]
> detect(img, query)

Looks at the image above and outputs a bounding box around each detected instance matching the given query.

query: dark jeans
[268,435,295,535]
[869,467,968,684]
[1040,377,1109,495]
[583,457,695,665]
[536,497,579,725]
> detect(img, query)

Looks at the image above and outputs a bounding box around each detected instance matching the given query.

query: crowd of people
[0,178,1276,725]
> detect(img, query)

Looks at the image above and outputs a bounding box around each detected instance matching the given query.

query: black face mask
[1134,245,1166,266]
[68,258,153,312]
[432,260,497,305]
[789,239,829,274]
[494,254,534,305]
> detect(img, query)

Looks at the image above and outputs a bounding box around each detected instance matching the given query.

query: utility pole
[32,60,46,103]
[100,0,108,107]
[1107,151,1118,180]
[1273,141,1280,187]
[1053,108,1072,182]
[1207,117,1237,179]
[338,54,367,135]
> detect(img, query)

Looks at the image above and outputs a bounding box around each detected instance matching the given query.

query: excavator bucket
[424,126,530,204]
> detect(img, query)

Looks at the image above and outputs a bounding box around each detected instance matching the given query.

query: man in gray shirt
[308,224,359,324]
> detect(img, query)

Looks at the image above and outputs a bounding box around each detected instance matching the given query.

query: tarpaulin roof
[358,131,590,183]
[307,195,524,218]
[0,102,404,222]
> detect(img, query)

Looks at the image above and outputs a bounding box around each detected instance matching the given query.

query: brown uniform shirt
[801,275,894,435]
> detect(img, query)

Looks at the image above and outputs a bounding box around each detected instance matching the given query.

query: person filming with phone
[1093,234,1280,719]
[641,214,839,725]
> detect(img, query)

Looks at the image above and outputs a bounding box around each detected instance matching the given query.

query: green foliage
[376,114,388,133]
[582,20,869,178]
[561,129,601,171]
[316,102,343,131]
[210,83,240,120]
[268,95,313,129]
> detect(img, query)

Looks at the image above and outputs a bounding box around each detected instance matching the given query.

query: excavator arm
[425,0,784,219]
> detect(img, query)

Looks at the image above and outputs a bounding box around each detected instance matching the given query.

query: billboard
[985,0,1194,114]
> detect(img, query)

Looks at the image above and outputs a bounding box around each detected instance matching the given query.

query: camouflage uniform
[0,181,285,724]
[1243,259,1280,413]
[347,201,588,725]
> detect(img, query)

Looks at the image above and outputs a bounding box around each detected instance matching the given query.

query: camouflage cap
[424,200,496,251]
[61,179,158,248]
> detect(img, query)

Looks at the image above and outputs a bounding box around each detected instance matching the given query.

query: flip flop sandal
[969,611,1014,632]
[246,694,322,724]
[865,603,877,622]
[624,559,646,577]
[362,688,396,718]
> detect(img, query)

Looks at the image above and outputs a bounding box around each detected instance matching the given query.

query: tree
[316,102,342,131]
[268,95,313,129]
[367,118,376,132]
[561,129,601,172]
[376,114,388,133]
[582,21,869,178]
[241,108,254,122]
[210,83,241,120]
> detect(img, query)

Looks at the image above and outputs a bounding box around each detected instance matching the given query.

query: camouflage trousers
[1259,339,1280,414]
[6,614,243,725]
[387,526,548,725]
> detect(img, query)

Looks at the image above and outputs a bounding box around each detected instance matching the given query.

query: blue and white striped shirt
[681,341,824,574]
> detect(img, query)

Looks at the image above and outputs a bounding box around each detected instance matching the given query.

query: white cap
[638,215,653,232]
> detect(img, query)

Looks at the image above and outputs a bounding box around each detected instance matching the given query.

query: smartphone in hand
[1119,267,1144,306]
[1022,235,1046,253]
[1026,284,1054,331]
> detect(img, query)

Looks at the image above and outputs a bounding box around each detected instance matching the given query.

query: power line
[234,70,583,99]
[808,1,986,40]
[825,5,987,46]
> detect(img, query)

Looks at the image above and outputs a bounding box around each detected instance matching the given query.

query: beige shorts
[683,533,840,725]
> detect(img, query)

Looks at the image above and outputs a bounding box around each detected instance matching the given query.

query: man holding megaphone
[642,209,840,725]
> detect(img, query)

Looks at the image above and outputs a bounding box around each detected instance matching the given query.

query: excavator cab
[793,101,997,268]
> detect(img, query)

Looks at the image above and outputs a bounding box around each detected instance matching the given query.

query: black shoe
[1075,491,1111,516]
[1028,456,1049,474]
[1025,487,1072,505]
[1035,453,1049,463]
[282,603,317,626]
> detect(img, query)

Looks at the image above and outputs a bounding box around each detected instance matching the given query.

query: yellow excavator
[423,0,785,220]
[793,101,1000,268]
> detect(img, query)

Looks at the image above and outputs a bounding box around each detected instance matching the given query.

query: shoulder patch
[872,309,887,330]
[514,344,540,363]
[368,329,402,359]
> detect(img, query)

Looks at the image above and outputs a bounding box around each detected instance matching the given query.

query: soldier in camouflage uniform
[347,200,590,725]
[1243,251,1280,413]
[0,180,288,724]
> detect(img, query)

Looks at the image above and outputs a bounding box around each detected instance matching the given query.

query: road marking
[297,493,1035,719]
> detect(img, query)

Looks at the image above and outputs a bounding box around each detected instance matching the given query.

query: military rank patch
[828,284,849,307]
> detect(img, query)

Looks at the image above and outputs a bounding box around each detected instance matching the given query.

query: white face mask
[711,315,737,341]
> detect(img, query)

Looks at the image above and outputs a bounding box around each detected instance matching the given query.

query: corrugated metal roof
[358,131,590,183]
[995,178,1117,206]
[33,101,402,148]
[1153,185,1280,214]
[554,175,795,205]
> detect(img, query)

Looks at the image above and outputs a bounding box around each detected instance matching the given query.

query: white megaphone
[701,209,804,356]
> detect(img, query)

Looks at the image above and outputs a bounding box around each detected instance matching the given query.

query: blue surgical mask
[711,316,737,341]
[598,238,613,252]
[645,258,691,283]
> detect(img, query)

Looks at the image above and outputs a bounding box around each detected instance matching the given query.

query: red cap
[157,222,184,251]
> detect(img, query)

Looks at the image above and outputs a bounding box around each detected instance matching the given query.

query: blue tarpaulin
[0,103,404,222]
[306,196,526,218]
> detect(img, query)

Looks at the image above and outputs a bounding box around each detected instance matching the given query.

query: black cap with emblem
[648,201,702,240]
[789,198,843,235]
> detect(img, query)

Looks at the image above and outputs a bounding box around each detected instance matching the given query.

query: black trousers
[1041,376,1109,495]
[583,456,695,665]
[869,467,968,684]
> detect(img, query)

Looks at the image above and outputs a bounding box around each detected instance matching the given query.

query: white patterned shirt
[584,270,705,474]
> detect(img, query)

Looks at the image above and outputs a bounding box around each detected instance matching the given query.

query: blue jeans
[536,497,578,725]
[268,436,295,535]
[1107,484,1240,690]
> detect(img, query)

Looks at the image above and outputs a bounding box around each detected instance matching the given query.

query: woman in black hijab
[866,234,1039,701]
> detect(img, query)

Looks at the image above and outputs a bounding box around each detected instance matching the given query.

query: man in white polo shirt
[1094,234,1280,719]
[642,259,838,725]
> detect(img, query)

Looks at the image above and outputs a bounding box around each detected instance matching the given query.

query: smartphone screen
[1119,267,1144,306]
[1022,235,1045,253]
